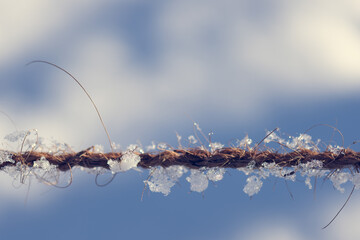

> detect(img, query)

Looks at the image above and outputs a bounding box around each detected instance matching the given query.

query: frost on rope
[107,145,142,173]
[1,129,360,196]
[144,166,188,196]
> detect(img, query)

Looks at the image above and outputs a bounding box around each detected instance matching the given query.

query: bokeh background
[1,0,360,239]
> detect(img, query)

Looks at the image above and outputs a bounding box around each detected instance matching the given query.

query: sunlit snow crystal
[209,142,224,152]
[206,168,226,181]
[238,160,256,175]
[0,151,14,164]
[186,169,209,193]
[146,141,156,151]
[145,166,188,196]
[243,175,263,197]
[237,135,253,148]
[188,135,198,144]
[93,144,104,153]
[330,171,351,193]
[305,177,312,189]
[33,156,56,171]
[260,162,295,181]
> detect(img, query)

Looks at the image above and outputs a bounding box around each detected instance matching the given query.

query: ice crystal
[188,135,198,144]
[146,141,156,151]
[330,171,351,193]
[206,168,226,181]
[238,160,256,175]
[237,135,252,148]
[209,142,224,152]
[186,169,209,193]
[243,175,263,197]
[145,166,188,196]
[0,150,14,164]
[93,144,104,153]
[33,156,56,171]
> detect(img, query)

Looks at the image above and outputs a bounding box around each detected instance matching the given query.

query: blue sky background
[1,0,360,239]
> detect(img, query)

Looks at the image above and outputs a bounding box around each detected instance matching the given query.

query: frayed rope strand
[2,147,360,171]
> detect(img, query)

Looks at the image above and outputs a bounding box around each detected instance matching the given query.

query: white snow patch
[330,171,351,193]
[145,166,188,196]
[243,175,263,197]
[0,151,14,164]
[32,156,56,172]
[206,168,226,182]
[209,142,224,152]
[186,169,209,193]
[237,135,252,148]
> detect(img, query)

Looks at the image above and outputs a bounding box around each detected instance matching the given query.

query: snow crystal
[145,166,188,196]
[4,130,27,142]
[157,143,169,150]
[127,144,144,153]
[287,134,314,150]
[264,131,284,144]
[260,162,295,181]
[0,151,14,164]
[206,168,226,181]
[93,144,104,153]
[186,169,209,193]
[209,142,224,152]
[188,135,198,144]
[146,141,156,151]
[107,159,122,174]
[305,177,312,189]
[330,171,351,193]
[238,160,256,175]
[243,175,263,197]
[107,144,142,173]
[33,156,56,171]
[237,135,252,148]
[328,145,344,155]
[120,151,141,171]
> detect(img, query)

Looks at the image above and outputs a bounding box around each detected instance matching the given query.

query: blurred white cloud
[2,0,360,147]
[231,219,306,240]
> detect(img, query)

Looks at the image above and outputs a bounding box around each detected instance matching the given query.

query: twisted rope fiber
[4,148,360,171]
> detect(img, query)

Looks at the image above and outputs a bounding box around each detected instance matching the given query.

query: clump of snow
[144,166,188,196]
[107,159,121,174]
[146,141,156,151]
[107,145,141,173]
[120,151,141,171]
[260,162,295,181]
[327,145,344,154]
[0,150,14,164]
[93,144,104,153]
[188,135,198,144]
[32,156,56,171]
[238,160,256,175]
[209,142,224,153]
[263,131,319,150]
[157,143,169,150]
[186,169,209,192]
[298,160,328,189]
[243,175,263,197]
[330,171,351,193]
[236,135,252,148]
[206,168,226,181]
